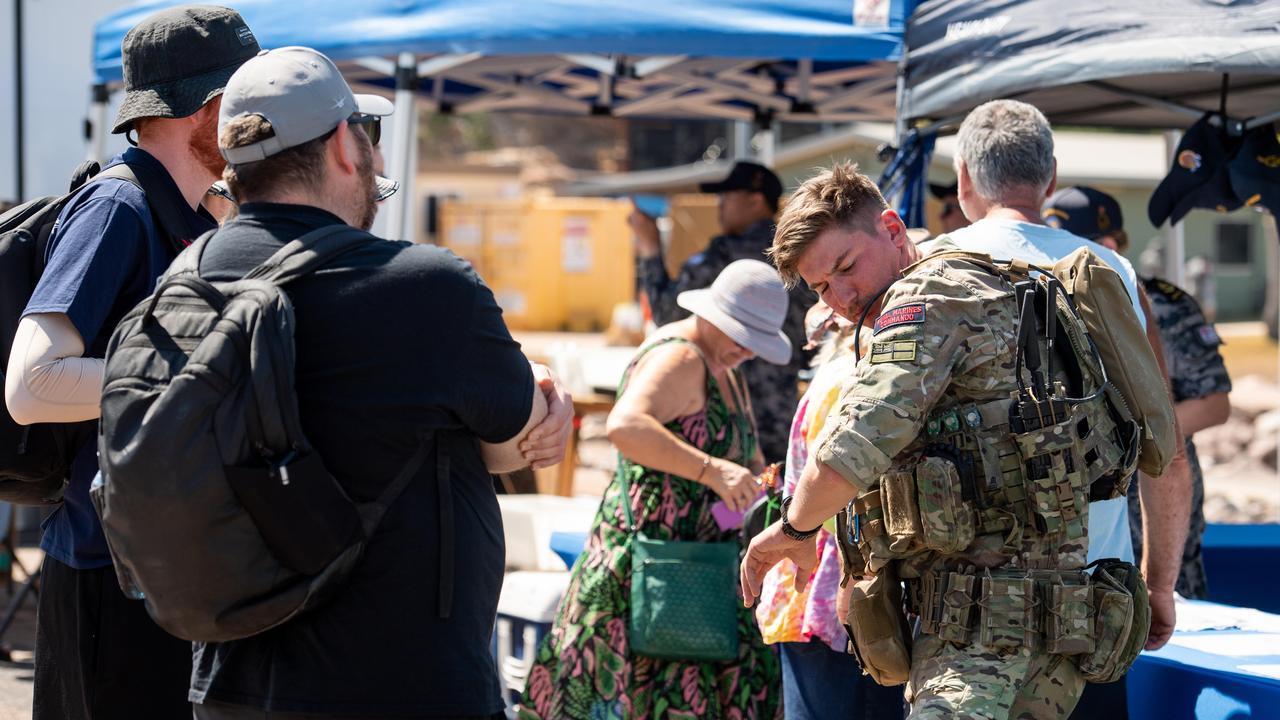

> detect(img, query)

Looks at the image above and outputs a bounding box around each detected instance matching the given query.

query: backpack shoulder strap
[165,229,219,278]
[246,225,375,286]
[96,163,194,245]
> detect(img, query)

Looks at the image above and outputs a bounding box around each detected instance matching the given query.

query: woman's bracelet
[694,454,711,482]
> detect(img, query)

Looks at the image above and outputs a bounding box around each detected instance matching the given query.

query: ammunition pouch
[909,560,1147,679]
[838,559,912,687]
[1079,558,1151,683]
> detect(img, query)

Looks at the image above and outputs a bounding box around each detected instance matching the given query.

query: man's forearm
[789,458,861,531]
[637,254,686,326]
[1175,393,1231,437]
[1138,447,1192,593]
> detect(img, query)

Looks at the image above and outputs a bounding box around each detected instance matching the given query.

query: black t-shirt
[189,203,533,717]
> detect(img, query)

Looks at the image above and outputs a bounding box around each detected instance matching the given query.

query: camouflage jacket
[815,252,1089,572]
[1142,276,1232,403]
[638,219,816,462]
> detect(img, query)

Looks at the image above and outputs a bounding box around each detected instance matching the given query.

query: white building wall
[0,0,135,203]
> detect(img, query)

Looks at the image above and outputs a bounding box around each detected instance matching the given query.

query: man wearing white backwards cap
[188,46,573,719]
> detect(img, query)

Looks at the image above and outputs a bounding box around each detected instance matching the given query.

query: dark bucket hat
[1228,123,1280,215]
[112,5,260,134]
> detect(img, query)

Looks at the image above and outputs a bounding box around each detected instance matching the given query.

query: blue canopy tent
[90,0,917,239]
[883,0,1280,283]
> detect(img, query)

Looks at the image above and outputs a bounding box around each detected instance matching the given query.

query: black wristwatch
[780,496,821,541]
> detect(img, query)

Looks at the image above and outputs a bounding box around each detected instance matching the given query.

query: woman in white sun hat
[521,259,789,719]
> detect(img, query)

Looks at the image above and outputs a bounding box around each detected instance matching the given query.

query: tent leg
[88,83,110,164]
[731,120,752,161]
[753,113,777,168]
[1163,130,1187,287]
[385,52,417,241]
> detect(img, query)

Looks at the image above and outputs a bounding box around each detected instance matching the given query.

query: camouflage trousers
[906,633,1084,719]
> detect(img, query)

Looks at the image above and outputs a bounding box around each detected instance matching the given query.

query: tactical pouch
[914,456,975,554]
[850,485,924,573]
[881,470,924,555]
[844,563,912,686]
[1013,415,1088,538]
[979,576,1038,652]
[1047,579,1095,655]
[937,572,978,645]
[1079,559,1150,683]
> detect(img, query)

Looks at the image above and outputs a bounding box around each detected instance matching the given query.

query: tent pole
[1163,130,1187,287]
[386,52,417,241]
[88,83,110,164]
[14,0,24,200]
[731,121,752,160]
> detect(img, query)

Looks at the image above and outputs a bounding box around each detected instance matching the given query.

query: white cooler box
[497,494,599,571]
[493,570,572,708]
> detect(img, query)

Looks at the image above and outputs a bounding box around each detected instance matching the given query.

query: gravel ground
[0,548,39,720]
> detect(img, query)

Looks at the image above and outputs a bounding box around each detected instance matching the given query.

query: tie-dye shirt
[753,351,858,651]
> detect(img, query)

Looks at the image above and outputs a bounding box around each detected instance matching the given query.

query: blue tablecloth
[1202,523,1280,614]
[1128,599,1280,720]
[550,531,588,570]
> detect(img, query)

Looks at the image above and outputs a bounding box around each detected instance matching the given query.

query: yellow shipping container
[438,197,635,331]
[665,193,721,278]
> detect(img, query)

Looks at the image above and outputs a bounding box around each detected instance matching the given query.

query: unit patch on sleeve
[868,340,918,364]
[873,302,926,335]
[1198,324,1222,346]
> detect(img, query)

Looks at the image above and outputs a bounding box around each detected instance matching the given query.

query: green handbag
[622,469,741,662]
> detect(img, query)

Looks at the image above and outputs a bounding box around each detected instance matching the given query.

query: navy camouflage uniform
[639,218,815,463]
[1127,276,1231,599]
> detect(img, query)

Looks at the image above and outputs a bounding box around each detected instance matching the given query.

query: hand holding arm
[516,362,573,470]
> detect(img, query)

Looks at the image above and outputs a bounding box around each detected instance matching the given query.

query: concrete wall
[0,0,135,204]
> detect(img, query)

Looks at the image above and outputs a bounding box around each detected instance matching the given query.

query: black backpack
[93,225,432,642]
[0,160,191,504]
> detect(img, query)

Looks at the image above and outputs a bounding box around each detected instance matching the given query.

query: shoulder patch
[1198,324,1223,346]
[869,340,918,364]
[873,302,926,335]
[1145,277,1185,301]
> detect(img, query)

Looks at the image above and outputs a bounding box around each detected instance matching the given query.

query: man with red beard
[2,6,259,718]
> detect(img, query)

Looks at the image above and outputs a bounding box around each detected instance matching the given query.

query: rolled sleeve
[813,265,1013,490]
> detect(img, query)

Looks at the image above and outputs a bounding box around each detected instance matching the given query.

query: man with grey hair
[947,100,1193,668]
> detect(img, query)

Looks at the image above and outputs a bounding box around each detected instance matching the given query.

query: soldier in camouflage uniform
[742,163,1120,719]
[1045,187,1232,600]
[633,161,816,462]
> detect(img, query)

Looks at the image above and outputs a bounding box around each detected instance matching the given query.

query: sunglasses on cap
[347,114,381,147]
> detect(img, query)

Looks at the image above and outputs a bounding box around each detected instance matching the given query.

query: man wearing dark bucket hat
[2,5,258,719]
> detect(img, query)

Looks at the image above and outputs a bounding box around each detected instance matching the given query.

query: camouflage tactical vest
[840,249,1139,577]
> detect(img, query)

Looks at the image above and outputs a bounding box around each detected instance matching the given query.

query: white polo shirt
[947,217,1143,565]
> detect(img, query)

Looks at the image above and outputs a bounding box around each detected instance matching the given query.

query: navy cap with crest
[1044,186,1124,240]
[1148,113,1242,226]
[1228,123,1280,215]
[700,161,783,202]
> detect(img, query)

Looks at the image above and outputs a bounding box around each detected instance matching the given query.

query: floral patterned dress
[519,337,782,720]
